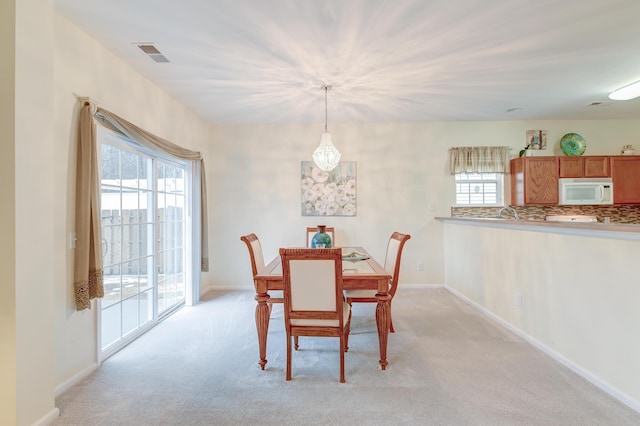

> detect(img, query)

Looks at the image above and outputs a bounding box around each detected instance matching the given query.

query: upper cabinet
[510,157,558,206]
[611,156,640,204]
[558,156,610,178]
[510,155,640,206]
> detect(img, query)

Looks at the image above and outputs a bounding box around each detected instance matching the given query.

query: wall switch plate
[516,294,523,307]
[69,232,76,249]
[417,262,424,271]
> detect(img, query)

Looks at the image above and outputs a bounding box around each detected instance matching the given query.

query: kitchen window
[449,146,510,206]
[455,172,503,206]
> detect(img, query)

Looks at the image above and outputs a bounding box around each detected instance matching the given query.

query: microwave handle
[599,186,604,202]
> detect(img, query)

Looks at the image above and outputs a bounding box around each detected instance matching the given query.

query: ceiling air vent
[137,44,170,63]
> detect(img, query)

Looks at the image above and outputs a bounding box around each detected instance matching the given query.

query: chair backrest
[280,248,344,327]
[240,233,265,277]
[306,226,335,247]
[384,232,411,298]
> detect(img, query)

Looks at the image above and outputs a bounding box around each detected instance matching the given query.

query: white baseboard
[398,283,444,289]
[199,285,254,296]
[445,286,640,414]
[54,362,99,398]
[32,407,60,426]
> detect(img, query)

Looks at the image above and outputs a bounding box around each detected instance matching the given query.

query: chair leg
[286,333,292,381]
[339,335,345,383]
[294,336,299,350]
[344,308,352,352]
[389,301,394,333]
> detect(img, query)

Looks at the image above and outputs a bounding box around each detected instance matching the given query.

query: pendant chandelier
[312,85,341,171]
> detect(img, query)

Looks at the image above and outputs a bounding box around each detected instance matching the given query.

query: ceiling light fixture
[312,85,341,172]
[609,80,640,100]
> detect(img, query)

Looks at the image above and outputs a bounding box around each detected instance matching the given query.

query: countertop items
[437,216,640,241]
[545,215,597,222]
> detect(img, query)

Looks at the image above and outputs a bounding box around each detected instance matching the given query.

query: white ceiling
[55,0,640,124]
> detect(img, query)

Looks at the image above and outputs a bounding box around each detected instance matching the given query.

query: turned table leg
[375,292,391,370]
[255,292,271,370]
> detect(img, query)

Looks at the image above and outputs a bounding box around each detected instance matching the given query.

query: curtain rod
[73,93,99,107]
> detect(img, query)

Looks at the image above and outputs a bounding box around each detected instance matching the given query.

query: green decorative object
[311,225,332,248]
[560,133,587,156]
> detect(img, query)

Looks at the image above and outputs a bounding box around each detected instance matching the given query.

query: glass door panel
[99,132,188,356]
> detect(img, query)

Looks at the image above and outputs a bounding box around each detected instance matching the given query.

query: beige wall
[1,0,58,424]
[0,1,17,424]
[53,14,212,395]
[443,222,640,409]
[208,120,640,293]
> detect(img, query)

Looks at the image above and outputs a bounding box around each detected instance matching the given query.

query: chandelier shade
[313,132,341,171]
[313,85,341,171]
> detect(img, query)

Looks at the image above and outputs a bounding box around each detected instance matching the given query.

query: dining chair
[345,232,411,333]
[240,234,283,310]
[280,247,351,383]
[306,226,335,247]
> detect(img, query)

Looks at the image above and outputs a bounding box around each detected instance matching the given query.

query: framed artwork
[301,161,356,216]
[526,130,547,150]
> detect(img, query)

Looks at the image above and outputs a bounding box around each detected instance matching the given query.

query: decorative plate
[560,133,586,156]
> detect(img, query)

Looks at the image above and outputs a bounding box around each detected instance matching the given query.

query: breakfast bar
[438,216,640,241]
[440,216,640,408]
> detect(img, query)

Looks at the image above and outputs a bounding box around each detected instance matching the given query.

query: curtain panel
[448,146,511,174]
[74,102,105,310]
[93,106,210,273]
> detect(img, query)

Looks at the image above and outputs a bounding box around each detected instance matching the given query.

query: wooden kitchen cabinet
[510,157,559,205]
[558,156,610,178]
[611,156,640,204]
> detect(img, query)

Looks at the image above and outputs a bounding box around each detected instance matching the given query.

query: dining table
[252,246,392,371]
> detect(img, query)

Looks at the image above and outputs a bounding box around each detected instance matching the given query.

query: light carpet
[54,288,640,425]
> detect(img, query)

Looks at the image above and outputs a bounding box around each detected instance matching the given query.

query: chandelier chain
[324,85,329,132]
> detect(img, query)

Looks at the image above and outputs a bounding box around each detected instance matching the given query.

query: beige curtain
[93,106,209,272]
[449,146,511,174]
[74,101,104,310]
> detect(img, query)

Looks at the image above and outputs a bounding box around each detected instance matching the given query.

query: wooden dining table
[253,247,392,371]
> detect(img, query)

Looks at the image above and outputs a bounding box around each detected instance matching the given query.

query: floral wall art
[301,161,357,216]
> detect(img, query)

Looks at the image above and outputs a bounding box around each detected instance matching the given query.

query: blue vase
[311,225,332,248]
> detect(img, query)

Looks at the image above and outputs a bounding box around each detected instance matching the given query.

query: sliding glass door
[99,129,188,357]
[156,161,187,315]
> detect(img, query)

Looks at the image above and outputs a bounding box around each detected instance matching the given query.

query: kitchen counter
[441,216,640,408]
[437,216,640,241]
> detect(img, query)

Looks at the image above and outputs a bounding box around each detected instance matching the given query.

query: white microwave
[558,178,613,205]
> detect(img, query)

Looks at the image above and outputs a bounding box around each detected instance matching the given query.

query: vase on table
[311,225,332,248]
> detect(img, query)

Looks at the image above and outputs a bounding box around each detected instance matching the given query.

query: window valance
[448,146,511,174]
[94,106,209,273]
[73,99,210,311]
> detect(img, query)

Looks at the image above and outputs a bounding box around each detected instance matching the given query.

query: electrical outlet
[417,262,424,271]
[428,202,435,211]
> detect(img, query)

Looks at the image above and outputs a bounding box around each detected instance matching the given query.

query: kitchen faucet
[498,206,519,220]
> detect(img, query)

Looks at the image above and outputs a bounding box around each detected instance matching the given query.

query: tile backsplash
[451,205,640,224]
